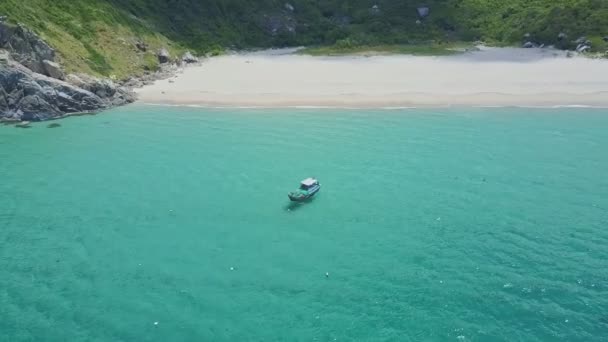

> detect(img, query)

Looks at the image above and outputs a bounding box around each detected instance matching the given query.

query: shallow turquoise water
[1,106,608,341]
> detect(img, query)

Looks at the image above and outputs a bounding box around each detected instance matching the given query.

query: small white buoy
[230,267,235,271]
[154,321,159,326]
[439,280,443,284]
[565,319,569,323]
[436,217,441,221]
[325,272,329,278]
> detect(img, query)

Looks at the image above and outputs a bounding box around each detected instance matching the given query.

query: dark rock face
[0,57,134,121]
[157,48,170,63]
[0,22,147,121]
[0,22,57,77]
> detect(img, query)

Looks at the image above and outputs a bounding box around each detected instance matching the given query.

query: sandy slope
[136,47,608,107]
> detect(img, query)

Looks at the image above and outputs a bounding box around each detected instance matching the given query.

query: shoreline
[136,47,608,108]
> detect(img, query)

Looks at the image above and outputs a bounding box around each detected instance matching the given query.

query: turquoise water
[1,106,607,341]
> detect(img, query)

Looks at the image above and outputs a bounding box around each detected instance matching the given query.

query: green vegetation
[300,42,471,56]
[0,0,183,78]
[1,0,607,78]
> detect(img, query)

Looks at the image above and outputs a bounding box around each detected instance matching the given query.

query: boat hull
[288,185,320,202]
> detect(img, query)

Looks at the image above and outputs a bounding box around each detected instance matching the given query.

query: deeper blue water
[1,106,607,341]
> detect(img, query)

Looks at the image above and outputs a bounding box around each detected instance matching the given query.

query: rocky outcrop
[0,21,136,121]
[0,54,134,121]
[0,21,58,78]
[66,73,135,107]
[574,36,592,53]
[157,48,170,63]
[135,40,148,52]
[42,60,64,80]
[181,51,198,64]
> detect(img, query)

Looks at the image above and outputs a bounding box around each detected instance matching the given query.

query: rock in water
[157,48,170,64]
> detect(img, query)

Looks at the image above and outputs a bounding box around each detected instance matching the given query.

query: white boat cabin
[300,178,319,189]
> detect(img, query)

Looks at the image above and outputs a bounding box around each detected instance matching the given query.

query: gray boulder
[42,60,64,80]
[417,7,430,18]
[66,73,135,106]
[575,36,587,44]
[181,51,198,64]
[558,32,567,41]
[522,41,536,48]
[135,41,148,52]
[576,44,591,53]
[157,48,170,63]
[603,36,608,42]
[284,3,295,12]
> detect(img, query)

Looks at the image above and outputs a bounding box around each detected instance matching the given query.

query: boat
[288,178,320,202]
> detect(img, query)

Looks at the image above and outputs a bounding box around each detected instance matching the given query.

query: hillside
[1,0,607,79]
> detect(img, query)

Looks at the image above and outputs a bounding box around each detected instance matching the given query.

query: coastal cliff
[0,21,135,121]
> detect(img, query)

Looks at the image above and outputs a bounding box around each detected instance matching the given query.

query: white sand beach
[136,47,608,108]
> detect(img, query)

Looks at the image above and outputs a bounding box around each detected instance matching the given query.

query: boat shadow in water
[284,197,317,212]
